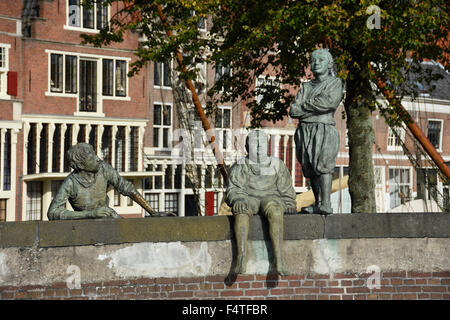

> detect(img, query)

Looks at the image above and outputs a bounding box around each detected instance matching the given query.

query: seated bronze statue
[48,143,167,220]
[225,129,297,275]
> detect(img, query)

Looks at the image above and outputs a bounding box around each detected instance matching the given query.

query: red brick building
[0,1,448,221]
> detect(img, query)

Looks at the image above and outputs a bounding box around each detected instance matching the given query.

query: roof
[400,61,450,100]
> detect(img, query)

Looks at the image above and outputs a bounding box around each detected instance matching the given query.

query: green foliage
[81,0,449,128]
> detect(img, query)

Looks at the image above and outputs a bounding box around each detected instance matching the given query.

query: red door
[205,192,215,216]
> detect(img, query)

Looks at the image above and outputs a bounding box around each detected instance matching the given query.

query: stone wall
[0,213,449,300]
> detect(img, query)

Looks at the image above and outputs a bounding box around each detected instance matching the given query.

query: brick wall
[1,272,449,300]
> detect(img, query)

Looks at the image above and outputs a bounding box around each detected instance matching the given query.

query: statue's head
[310,48,334,77]
[67,143,101,173]
[245,129,269,164]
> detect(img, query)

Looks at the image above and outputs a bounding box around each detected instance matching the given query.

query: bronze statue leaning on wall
[48,143,172,220]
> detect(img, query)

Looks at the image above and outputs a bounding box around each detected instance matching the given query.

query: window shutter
[205,191,215,216]
[7,71,18,96]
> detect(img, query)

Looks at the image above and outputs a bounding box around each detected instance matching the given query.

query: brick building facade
[0,1,449,221]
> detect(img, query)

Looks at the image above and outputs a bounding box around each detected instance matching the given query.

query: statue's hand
[285,207,297,215]
[233,201,248,214]
[91,207,115,218]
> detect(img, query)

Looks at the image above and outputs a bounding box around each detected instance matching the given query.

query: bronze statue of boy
[289,48,343,215]
[225,129,297,275]
[48,143,159,220]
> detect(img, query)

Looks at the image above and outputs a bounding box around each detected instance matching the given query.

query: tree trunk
[344,74,377,213]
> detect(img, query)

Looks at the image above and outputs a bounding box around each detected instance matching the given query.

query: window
[427,120,443,150]
[65,55,77,93]
[215,63,231,92]
[256,76,279,110]
[101,58,128,97]
[115,60,127,96]
[102,59,113,95]
[26,181,43,221]
[190,10,206,31]
[154,61,171,88]
[3,129,11,190]
[145,193,159,213]
[50,54,78,94]
[215,107,232,150]
[388,168,411,209]
[164,193,178,214]
[50,54,63,93]
[79,59,97,112]
[153,104,172,149]
[0,45,10,96]
[67,0,109,31]
[387,126,405,151]
[48,52,129,114]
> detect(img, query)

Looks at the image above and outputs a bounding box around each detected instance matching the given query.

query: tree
[82,0,449,213]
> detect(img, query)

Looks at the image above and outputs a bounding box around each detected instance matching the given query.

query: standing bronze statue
[225,129,297,275]
[289,48,344,215]
[48,143,167,220]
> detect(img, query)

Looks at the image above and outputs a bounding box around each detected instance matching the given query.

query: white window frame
[65,0,110,33]
[256,76,280,110]
[190,10,206,32]
[215,62,232,93]
[387,125,405,151]
[427,119,444,152]
[153,102,173,150]
[45,50,131,117]
[388,166,412,209]
[153,60,173,90]
[0,44,11,99]
[215,106,232,152]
